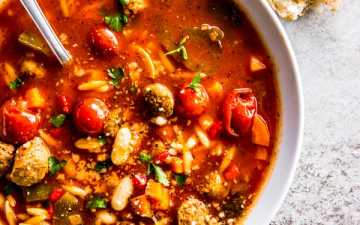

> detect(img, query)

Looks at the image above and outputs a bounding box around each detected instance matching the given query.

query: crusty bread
[268,0,342,21]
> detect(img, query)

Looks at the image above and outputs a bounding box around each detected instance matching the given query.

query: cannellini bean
[195,126,210,148]
[26,208,48,217]
[95,210,117,224]
[111,127,132,166]
[111,176,134,211]
[4,200,16,225]
[62,185,89,198]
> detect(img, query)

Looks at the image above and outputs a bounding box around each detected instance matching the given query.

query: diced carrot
[25,87,46,108]
[171,157,184,174]
[219,146,236,173]
[130,195,153,218]
[223,161,241,181]
[252,114,270,147]
[254,147,268,161]
[250,56,266,73]
[191,146,208,170]
[206,80,224,100]
[145,180,170,210]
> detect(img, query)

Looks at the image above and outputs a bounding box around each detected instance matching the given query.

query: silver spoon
[20,0,72,65]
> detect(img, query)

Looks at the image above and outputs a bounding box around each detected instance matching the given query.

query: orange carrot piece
[252,114,270,147]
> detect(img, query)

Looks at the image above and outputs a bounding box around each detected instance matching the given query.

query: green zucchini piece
[18,32,51,56]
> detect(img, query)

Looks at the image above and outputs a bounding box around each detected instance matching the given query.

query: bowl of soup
[0,0,303,225]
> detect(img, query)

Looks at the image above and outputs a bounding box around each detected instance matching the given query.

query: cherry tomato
[223,88,257,137]
[223,161,241,181]
[57,95,73,114]
[0,99,41,144]
[177,84,209,118]
[89,26,119,55]
[73,98,109,135]
[49,188,64,202]
[208,120,223,139]
[132,173,147,190]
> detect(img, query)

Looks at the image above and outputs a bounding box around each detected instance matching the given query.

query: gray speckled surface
[271,1,360,225]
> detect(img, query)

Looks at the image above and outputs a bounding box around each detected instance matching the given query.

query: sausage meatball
[0,142,15,176]
[9,137,50,186]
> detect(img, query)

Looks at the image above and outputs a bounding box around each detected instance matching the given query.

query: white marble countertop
[271,1,360,225]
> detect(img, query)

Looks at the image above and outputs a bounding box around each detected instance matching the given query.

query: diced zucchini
[54,192,81,225]
[24,183,54,202]
[18,32,51,56]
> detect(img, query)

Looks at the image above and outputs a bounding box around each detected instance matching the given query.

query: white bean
[111,176,134,211]
[111,127,132,166]
[95,210,117,224]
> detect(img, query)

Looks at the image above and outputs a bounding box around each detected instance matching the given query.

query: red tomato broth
[0,0,280,224]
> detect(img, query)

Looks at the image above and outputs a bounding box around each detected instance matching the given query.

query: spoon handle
[20,0,72,65]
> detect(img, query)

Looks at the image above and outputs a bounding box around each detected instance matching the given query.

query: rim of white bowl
[234,1,304,225]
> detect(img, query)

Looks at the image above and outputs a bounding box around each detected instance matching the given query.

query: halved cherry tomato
[89,26,119,55]
[57,95,73,114]
[49,188,64,202]
[223,161,241,181]
[177,84,209,118]
[208,120,223,139]
[0,99,41,144]
[223,88,257,137]
[133,173,147,190]
[73,98,109,135]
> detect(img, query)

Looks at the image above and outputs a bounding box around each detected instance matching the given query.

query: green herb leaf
[98,135,107,145]
[188,73,202,91]
[165,36,189,61]
[86,197,107,209]
[174,174,187,186]
[3,183,16,196]
[151,163,169,186]
[9,78,24,90]
[119,0,129,5]
[48,157,67,176]
[139,152,152,163]
[104,14,128,32]
[50,114,66,128]
[95,159,112,172]
[107,67,125,87]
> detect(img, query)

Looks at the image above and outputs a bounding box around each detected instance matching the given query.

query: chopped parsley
[50,114,66,128]
[165,35,189,61]
[104,14,128,32]
[48,157,67,176]
[95,159,112,172]
[188,73,202,91]
[148,163,169,187]
[107,67,125,87]
[175,174,187,186]
[139,152,152,163]
[86,197,107,209]
[9,78,24,90]
[119,0,129,5]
